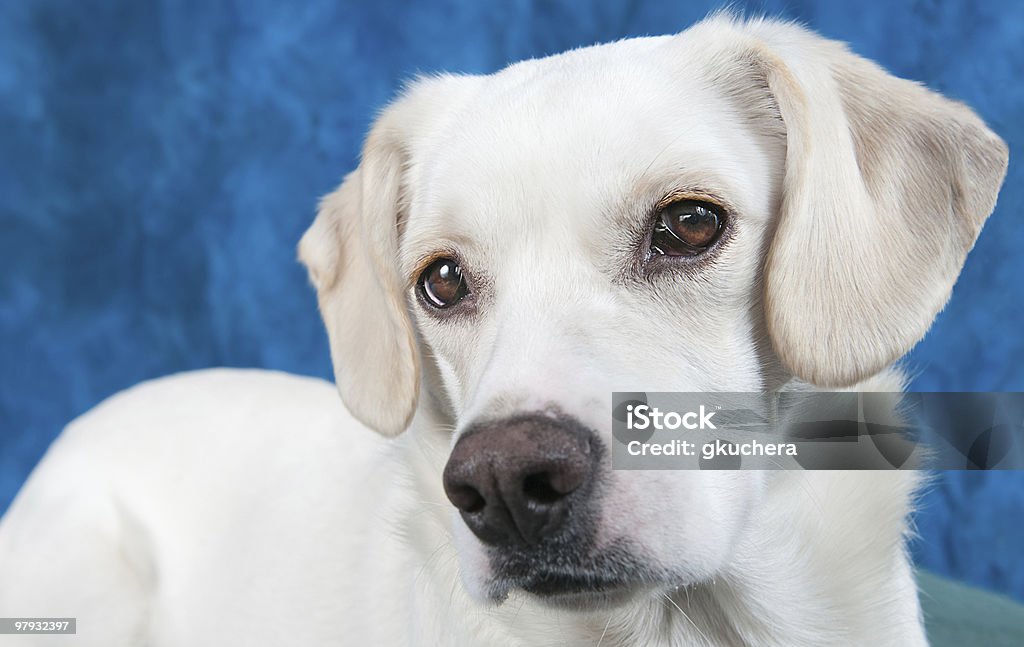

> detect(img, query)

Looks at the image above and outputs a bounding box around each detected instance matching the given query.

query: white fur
[0,15,1006,647]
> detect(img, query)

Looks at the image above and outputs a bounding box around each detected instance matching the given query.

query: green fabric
[920,571,1024,646]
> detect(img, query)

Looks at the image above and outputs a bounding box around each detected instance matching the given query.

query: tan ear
[299,75,475,436]
[741,20,1008,387]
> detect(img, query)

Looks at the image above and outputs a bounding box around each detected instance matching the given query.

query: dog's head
[300,17,1006,608]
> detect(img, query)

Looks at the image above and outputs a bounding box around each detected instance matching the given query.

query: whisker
[636,130,692,180]
[507,595,528,625]
[595,614,613,647]
[662,591,711,645]
[413,539,454,589]
[415,500,451,508]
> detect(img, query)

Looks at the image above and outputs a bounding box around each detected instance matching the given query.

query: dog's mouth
[489,569,636,609]
[523,571,627,596]
[485,541,649,609]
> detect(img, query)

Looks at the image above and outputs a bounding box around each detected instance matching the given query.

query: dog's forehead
[400,34,774,268]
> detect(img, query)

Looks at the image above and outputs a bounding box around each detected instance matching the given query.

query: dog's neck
[660,469,925,647]
[399,377,926,646]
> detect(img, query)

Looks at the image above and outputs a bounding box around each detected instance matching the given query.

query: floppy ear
[739,21,1008,387]
[299,76,473,436]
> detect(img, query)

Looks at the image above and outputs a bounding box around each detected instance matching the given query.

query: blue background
[1,0,1022,601]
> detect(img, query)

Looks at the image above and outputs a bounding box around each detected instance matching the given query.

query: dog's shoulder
[0,369,411,645]
[11,368,394,538]
[55,368,379,462]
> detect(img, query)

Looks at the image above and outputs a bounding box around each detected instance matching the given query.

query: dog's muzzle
[442,414,599,547]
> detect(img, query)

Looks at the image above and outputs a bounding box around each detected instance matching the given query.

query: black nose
[442,415,598,546]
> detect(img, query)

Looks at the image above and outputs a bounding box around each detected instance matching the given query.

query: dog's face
[300,18,1006,608]
[398,40,782,604]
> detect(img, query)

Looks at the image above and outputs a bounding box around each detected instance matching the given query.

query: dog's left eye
[649,200,725,257]
[419,258,470,309]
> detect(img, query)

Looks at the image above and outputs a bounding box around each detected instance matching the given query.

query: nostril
[448,484,486,514]
[522,471,569,504]
[522,472,560,504]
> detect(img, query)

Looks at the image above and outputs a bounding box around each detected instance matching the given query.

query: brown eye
[419,258,469,308]
[650,200,725,257]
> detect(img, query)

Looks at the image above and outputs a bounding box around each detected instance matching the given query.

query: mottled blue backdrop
[1,0,1022,600]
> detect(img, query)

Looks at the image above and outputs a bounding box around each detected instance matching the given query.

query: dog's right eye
[419,258,470,309]
[649,199,725,257]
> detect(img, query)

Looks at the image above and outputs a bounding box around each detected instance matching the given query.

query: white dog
[0,15,1007,647]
